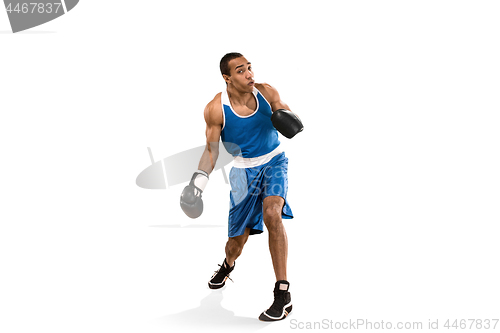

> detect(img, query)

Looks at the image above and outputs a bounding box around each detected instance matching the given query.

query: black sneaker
[208,259,234,289]
[258,280,293,321]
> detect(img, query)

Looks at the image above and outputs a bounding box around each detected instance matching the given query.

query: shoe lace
[268,290,286,312]
[214,264,233,282]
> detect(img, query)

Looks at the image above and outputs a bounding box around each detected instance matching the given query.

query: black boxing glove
[180,170,209,219]
[271,109,304,139]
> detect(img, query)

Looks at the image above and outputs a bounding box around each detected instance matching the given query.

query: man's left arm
[259,83,304,139]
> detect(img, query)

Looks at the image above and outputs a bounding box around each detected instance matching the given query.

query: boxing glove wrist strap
[192,170,209,192]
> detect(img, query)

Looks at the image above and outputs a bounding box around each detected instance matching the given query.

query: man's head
[220,52,254,92]
[220,52,243,77]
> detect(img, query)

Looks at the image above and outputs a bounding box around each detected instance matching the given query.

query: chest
[230,94,258,117]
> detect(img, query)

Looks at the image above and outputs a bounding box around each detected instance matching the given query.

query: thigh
[229,167,249,207]
[262,156,289,200]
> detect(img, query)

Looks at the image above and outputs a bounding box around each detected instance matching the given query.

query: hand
[271,109,304,139]
[180,170,208,219]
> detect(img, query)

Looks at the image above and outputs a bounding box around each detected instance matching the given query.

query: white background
[1,1,499,332]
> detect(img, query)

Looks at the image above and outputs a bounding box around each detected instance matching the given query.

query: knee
[264,204,283,231]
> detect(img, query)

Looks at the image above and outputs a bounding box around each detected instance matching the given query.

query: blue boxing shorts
[227,151,293,238]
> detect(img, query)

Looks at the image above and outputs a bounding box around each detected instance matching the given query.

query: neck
[227,84,253,105]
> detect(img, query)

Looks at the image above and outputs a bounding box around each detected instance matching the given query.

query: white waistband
[233,145,284,168]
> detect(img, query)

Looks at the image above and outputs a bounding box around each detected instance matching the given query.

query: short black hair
[220,52,243,77]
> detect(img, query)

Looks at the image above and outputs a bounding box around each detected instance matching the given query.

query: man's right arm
[198,95,223,175]
[180,94,223,219]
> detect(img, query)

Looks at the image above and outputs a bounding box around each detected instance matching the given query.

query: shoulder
[204,92,223,126]
[255,83,280,103]
[255,82,291,112]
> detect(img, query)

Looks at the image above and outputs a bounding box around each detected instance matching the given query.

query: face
[224,56,255,92]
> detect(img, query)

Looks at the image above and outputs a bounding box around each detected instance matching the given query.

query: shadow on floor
[153,289,270,332]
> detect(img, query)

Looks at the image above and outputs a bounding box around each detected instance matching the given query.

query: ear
[222,74,231,84]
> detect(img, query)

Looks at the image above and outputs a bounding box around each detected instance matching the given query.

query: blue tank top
[220,87,281,158]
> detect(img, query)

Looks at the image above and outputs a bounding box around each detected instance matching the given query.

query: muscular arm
[180,96,223,219]
[255,83,293,113]
[198,95,223,175]
[256,83,303,138]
